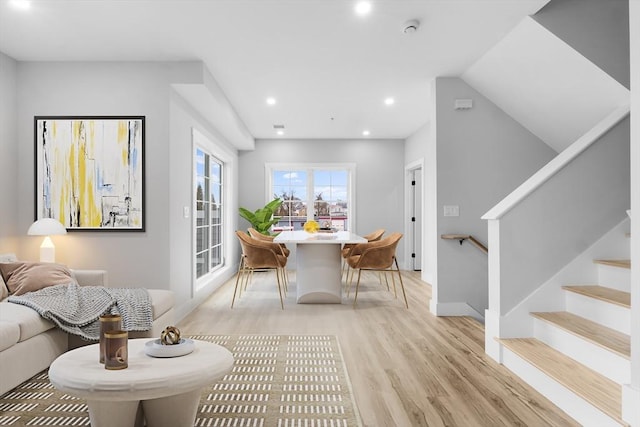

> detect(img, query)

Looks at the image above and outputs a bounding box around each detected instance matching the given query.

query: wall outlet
[443,205,459,217]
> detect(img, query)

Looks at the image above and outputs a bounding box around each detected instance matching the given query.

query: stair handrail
[441,234,488,254]
[482,103,630,221]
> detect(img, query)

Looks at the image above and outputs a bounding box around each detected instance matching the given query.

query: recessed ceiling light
[354,1,371,16]
[384,97,395,106]
[266,97,276,106]
[9,0,31,10]
[362,130,370,136]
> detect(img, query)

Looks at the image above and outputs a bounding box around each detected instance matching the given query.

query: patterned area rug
[0,335,361,427]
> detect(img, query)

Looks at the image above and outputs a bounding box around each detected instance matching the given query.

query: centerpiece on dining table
[304,220,337,234]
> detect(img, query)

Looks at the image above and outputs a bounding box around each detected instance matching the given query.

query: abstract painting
[34,116,145,231]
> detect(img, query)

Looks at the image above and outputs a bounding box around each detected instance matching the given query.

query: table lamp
[27,218,67,263]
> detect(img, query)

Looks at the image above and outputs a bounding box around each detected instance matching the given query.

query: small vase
[104,330,128,370]
[99,314,122,364]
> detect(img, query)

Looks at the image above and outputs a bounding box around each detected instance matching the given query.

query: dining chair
[247,227,290,292]
[344,232,408,308]
[341,228,385,282]
[248,227,290,257]
[232,230,287,309]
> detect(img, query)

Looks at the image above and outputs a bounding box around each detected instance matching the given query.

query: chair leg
[353,269,362,307]
[275,268,285,310]
[394,258,408,309]
[231,257,245,308]
[346,267,355,297]
[342,259,350,282]
[390,269,398,298]
[283,267,289,294]
[381,271,390,291]
[244,269,255,290]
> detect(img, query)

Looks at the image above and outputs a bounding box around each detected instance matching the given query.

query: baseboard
[175,266,236,321]
[622,384,640,426]
[429,301,484,323]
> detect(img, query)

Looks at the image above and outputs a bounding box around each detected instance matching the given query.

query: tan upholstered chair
[345,232,408,308]
[247,227,290,290]
[342,229,385,280]
[248,227,290,257]
[232,231,287,309]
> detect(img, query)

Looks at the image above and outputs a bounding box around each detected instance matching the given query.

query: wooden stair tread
[594,259,631,269]
[530,311,630,359]
[500,338,623,423]
[562,285,630,308]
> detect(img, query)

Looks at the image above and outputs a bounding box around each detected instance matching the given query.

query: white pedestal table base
[296,244,343,303]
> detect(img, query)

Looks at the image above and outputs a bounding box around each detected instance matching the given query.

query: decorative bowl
[144,338,195,358]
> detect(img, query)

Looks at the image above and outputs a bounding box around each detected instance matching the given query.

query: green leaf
[238,198,283,235]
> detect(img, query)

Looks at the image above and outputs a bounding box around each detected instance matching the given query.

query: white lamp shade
[28,218,67,236]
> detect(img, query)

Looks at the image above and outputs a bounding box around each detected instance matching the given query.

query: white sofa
[0,254,175,395]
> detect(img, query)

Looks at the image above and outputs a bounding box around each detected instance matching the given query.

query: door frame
[404,159,424,271]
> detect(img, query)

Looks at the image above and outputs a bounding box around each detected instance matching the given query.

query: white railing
[483,103,630,362]
[483,104,630,221]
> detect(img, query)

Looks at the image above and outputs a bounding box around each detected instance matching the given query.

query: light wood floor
[179,270,579,427]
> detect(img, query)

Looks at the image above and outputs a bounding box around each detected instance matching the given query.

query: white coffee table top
[49,338,234,401]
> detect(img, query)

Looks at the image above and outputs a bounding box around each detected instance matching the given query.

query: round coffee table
[48,338,234,427]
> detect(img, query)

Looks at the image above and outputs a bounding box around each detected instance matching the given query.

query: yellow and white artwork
[35,116,144,230]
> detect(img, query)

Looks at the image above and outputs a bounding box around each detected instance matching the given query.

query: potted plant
[239,198,283,235]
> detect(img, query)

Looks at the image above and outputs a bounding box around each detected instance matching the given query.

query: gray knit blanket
[8,282,153,340]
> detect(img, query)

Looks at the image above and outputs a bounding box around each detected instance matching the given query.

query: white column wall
[0,52,18,252]
[623,0,640,424]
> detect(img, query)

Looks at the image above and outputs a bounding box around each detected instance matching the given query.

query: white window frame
[192,129,234,292]
[265,163,356,231]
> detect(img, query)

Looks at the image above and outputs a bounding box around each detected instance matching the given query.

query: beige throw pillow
[0,273,8,300]
[0,253,18,300]
[0,262,76,296]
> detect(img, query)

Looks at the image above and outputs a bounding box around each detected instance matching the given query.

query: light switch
[443,205,459,217]
[183,206,190,219]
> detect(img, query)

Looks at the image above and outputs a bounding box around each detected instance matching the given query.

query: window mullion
[307,169,314,222]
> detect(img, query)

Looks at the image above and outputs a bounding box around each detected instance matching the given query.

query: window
[195,148,224,279]
[267,164,355,231]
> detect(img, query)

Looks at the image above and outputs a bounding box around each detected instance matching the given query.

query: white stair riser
[565,292,630,335]
[533,318,630,384]
[501,346,623,427]
[596,265,630,292]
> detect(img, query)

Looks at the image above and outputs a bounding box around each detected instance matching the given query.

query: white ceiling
[0,0,549,143]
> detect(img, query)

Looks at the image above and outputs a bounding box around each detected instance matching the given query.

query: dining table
[274,230,366,303]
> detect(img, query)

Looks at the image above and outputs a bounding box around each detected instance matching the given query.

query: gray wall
[169,90,240,319]
[15,61,173,288]
[629,0,640,399]
[433,77,556,314]
[239,138,406,261]
[497,117,630,314]
[533,0,629,89]
[5,59,240,319]
[0,53,18,253]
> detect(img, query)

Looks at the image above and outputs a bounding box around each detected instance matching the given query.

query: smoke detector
[402,19,420,34]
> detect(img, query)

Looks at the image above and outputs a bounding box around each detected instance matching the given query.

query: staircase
[500,257,631,426]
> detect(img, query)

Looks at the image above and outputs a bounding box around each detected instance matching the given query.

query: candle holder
[99,314,121,364]
[104,330,128,370]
